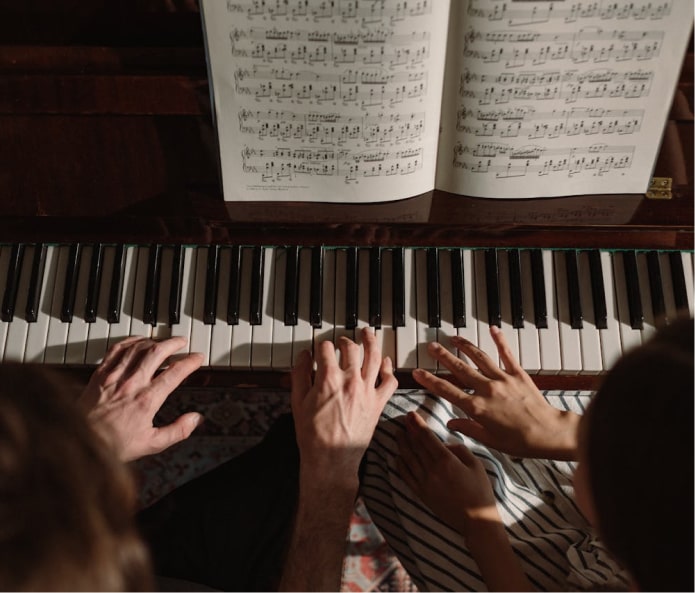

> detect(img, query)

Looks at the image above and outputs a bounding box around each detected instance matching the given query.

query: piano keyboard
[0,244,692,376]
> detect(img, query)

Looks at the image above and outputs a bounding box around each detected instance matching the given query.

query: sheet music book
[200,0,693,203]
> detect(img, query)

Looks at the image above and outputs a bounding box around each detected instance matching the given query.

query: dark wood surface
[1,2,692,390]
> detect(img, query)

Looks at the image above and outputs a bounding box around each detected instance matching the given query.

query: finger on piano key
[313,248,336,353]
[636,252,657,342]
[230,247,253,368]
[598,250,623,371]
[210,246,234,367]
[251,246,274,369]
[168,244,184,326]
[25,243,47,323]
[395,248,417,370]
[375,247,395,365]
[497,249,521,364]
[456,248,478,364]
[45,245,72,363]
[553,250,582,374]
[65,244,93,364]
[507,249,524,329]
[151,245,174,340]
[518,250,541,374]
[129,246,154,339]
[356,248,372,337]
[190,247,214,366]
[25,245,59,363]
[612,251,643,355]
[293,247,314,361]
[577,251,603,374]
[415,249,437,372]
[646,251,666,326]
[227,245,242,325]
[142,244,162,327]
[169,246,196,352]
[84,243,104,324]
[588,250,607,330]
[272,247,293,369]
[203,245,220,326]
[392,247,406,328]
[310,246,323,328]
[436,249,457,367]
[474,249,499,366]
[658,252,678,327]
[2,243,26,323]
[368,246,382,329]
[3,244,35,362]
[345,247,358,331]
[84,245,116,364]
[538,249,562,374]
[107,246,139,348]
[334,248,355,345]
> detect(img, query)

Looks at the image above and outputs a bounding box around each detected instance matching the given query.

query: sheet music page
[435,0,693,199]
[201,0,451,202]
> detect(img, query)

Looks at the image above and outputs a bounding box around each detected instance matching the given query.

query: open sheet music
[200,0,693,202]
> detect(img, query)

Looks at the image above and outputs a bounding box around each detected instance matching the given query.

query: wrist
[541,410,581,461]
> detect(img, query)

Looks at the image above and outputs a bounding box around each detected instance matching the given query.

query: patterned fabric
[361,390,631,592]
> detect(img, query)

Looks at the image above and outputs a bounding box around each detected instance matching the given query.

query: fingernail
[384,356,393,371]
[192,413,204,428]
[430,342,441,352]
[490,325,500,335]
[412,368,426,378]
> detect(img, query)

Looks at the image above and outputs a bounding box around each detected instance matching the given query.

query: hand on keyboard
[412,326,581,461]
[79,336,205,461]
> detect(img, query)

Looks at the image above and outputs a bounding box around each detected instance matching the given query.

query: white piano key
[0,246,11,358]
[65,245,93,364]
[292,247,313,363]
[374,249,396,365]
[636,252,657,343]
[395,248,417,370]
[170,246,195,352]
[24,245,60,363]
[44,245,72,363]
[612,251,642,355]
[415,249,437,372]
[190,247,213,366]
[497,249,521,365]
[473,249,499,367]
[553,251,582,375]
[577,251,603,374]
[313,248,336,349]
[681,251,694,317]
[518,250,541,374]
[456,249,478,365]
[598,251,623,371]
[251,247,274,369]
[3,245,35,362]
[437,249,457,366]
[230,247,253,368]
[107,246,138,348]
[209,246,234,367]
[658,252,678,327]
[151,246,174,341]
[271,247,293,370]
[129,246,154,339]
[334,249,355,345]
[84,245,115,364]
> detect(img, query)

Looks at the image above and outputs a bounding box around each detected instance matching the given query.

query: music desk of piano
[0,4,692,392]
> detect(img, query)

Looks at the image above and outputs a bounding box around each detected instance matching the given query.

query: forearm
[539,410,581,461]
[279,476,358,592]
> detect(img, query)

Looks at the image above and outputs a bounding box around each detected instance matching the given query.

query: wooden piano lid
[0,1,692,249]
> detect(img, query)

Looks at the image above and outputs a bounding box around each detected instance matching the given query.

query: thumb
[147,412,204,457]
[446,442,477,465]
[447,417,488,444]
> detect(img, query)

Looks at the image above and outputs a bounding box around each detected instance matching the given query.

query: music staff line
[238,109,426,144]
[467,0,672,26]
[240,145,423,182]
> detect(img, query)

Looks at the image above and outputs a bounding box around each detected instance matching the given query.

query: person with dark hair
[368,318,693,591]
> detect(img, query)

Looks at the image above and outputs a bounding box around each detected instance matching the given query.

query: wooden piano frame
[1,3,692,391]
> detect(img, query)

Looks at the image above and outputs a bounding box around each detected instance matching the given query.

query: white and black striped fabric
[360,390,630,592]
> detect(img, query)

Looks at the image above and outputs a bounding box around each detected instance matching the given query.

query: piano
[1,2,693,391]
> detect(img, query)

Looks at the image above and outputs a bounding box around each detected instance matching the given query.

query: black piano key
[565,250,583,330]
[249,245,264,326]
[426,248,441,328]
[284,246,300,326]
[392,247,406,328]
[61,243,82,323]
[143,244,162,326]
[484,249,501,327]
[227,246,241,325]
[623,251,644,330]
[345,247,358,330]
[203,245,220,325]
[85,244,105,323]
[1,244,25,322]
[530,249,547,328]
[669,251,689,315]
[508,249,524,329]
[107,245,125,324]
[646,251,666,323]
[310,246,324,328]
[25,243,46,323]
[451,248,466,328]
[587,250,607,329]
[169,245,184,325]
[368,247,381,328]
